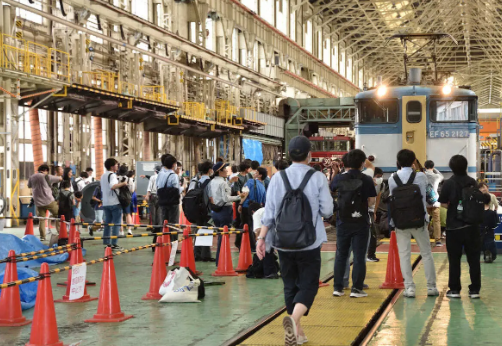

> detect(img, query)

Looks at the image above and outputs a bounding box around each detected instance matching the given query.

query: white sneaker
[403,287,416,298]
[120,230,124,236]
[127,230,133,235]
[332,290,345,297]
[282,316,297,346]
[427,288,440,296]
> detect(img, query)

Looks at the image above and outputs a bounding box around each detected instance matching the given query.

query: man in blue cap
[209,161,247,265]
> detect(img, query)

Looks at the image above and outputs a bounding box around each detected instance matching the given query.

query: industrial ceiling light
[442,85,452,95]
[377,85,387,97]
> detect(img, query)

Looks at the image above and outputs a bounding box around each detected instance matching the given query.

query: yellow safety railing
[140,85,165,103]
[1,34,71,83]
[48,48,70,82]
[26,41,50,78]
[80,71,119,93]
[182,102,208,121]
[1,34,27,72]
[121,81,138,97]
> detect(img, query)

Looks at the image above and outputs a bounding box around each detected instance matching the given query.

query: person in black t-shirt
[438,155,481,299]
[331,149,377,298]
[480,193,498,263]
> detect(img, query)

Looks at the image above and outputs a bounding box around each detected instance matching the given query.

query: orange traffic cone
[85,247,134,323]
[142,238,167,300]
[179,227,197,273]
[58,215,68,245]
[55,233,97,303]
[236,224,253,272]
[213,226,238,277]
[58,219,95,287]
[25,263,65,346]
[24,212,34,236]
[380,231,405,289]
[0,250,31,327]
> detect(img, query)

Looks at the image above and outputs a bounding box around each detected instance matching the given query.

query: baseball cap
[213,161,229,173]
[288,136,311,159]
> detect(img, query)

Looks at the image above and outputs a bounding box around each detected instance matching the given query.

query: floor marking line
[418,257,449,346]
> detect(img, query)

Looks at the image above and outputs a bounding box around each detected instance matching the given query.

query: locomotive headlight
[376,85,387,97]
[442,85,452,95]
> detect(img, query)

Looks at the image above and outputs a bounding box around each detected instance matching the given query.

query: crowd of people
[27,137,501,346]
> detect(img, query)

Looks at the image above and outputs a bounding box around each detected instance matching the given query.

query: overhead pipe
[29,108,44,170]
[94,117,104,178]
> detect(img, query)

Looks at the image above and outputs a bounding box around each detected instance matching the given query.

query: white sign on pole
[168,240,178,266]
[69,262,87,300]
[194,229,214,247]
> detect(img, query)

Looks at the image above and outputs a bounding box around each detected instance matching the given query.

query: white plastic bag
[159,267,190,296]
[159,267,201,303]
[158,280,200,303]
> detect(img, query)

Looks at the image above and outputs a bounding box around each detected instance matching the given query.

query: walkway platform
[239,254,417,346]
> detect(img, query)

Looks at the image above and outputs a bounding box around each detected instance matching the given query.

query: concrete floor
[370,253,502,346]
[0,226,336,346]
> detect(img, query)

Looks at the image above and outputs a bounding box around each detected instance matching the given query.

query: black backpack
[456,180,485,225]
[45,175,59,201]
[58,191,73,216]
[389,172,425,229]
[158,173,181,207]
[336,172,365,223]
[71,179,79,193]
[274,169,316,249]
[182,179,211,224]
[108,173,132,209]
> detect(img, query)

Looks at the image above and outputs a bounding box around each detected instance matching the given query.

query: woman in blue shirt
[238,167,267,250]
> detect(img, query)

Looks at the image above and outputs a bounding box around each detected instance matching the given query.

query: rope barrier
[0,239,182,289]
[0,216,62,221]
[76,221,244,232]
[17,248,75,262]
[78,229,247,242]
[0,244,77,264]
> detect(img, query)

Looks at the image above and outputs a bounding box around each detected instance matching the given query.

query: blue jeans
[102,204,122,246]
[212,206,233,266]
[334,223,369,291]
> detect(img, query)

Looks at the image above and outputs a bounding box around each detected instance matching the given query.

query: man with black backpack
[100,158,128,251]
[331,149,377,298]
[184,160,214,262]
[157,154,181,242]
[438,155,483,299]
[256,135,333,346]
[388,149,438,298]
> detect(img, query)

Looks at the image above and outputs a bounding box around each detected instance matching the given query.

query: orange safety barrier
[0,250,32,327]
[25,212,34,236]
[25,263,65,346]
[142,237,167,300]
[236,224,253,272]
[85,247,134,323]
[380,231,405,289]
[213,226,238,277]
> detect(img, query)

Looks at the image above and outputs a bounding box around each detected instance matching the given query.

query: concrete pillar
[143,131,151,161]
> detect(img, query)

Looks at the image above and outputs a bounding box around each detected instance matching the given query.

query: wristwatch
[257,236,265,241]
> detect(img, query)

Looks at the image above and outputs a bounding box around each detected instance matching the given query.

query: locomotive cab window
[406,101,422,123]
[430,99,476,122]
[357,99,398,123]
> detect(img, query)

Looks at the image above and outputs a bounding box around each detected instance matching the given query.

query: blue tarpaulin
[0,234,69,271]
[242,139,263,164]
[0,268,39,310]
